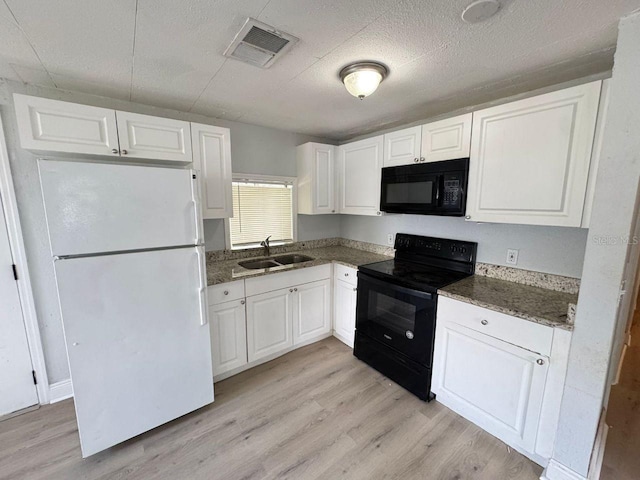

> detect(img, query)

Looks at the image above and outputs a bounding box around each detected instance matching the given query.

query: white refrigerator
[39,160,213,457]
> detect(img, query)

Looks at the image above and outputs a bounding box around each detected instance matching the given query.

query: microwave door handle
[434,176,442,206]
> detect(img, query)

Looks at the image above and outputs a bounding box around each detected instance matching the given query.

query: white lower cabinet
[209,299,248,377]
[246,287,294,362]
[333,265,358,347]
[433,296,570,465]
[294,279,331,345]
[433,321,548,453]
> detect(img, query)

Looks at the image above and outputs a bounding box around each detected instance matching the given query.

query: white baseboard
[541,460,587,480]
[48,379,73,404]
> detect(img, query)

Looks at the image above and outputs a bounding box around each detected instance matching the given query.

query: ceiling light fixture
[339,62,389,99]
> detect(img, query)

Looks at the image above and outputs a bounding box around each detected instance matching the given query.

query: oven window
[386,182,433,204]
[367,291,416,334]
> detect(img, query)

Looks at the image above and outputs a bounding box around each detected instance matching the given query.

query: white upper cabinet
[337,135,384,216]
[14,94,120,157]
[421,113,472,163]
[191,123,233,219]
[297,142,336,214]
[14,94,193,164]
[383,126,422,167]
[466,81,602,227]
[115,111,192,163]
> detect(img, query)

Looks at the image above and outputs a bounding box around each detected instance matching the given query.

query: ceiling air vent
[224,18,298,69]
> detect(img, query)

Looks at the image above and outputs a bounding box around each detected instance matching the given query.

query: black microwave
[380,158,469,216]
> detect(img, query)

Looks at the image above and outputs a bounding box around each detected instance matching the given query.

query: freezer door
[54,247,213,457]
[39,160,201,256]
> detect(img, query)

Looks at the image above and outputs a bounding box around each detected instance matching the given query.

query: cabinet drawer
[208,280,245,305]
[334,264,357,286]
[437,296,553,356]
[245,264,331,297]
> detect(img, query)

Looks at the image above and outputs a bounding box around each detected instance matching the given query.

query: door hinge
[32,370,37,385]
[12,264,18,280]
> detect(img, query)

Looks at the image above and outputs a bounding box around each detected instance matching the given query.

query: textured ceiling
[1,0,639,140]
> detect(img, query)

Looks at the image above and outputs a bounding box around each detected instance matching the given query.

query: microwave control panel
[442,174,463,207]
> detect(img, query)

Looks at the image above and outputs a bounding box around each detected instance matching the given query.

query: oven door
[380,170,441,214]
[356,272,436,366]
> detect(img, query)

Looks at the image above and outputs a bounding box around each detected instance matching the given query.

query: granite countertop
[439,275,578,330]
[206,246,392,286]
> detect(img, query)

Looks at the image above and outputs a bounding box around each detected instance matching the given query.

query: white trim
[48,379,73,404]
[0,116,50,405]
[541,460,588,480]
[588,411,609,480]
[224,173,298,250]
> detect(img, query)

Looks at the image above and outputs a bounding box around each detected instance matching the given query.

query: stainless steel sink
[272,254,315,265]
[238,259,282,269]
[238,254,315,270]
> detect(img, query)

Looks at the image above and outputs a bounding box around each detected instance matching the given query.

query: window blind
[229,180,293,248]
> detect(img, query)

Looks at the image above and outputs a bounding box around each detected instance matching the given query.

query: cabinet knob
[240,300,245,305]
[480,319,488,326]
[420,157,426,162]
[111,148,119,154]
[121,149,128,155]
[377,211,381,216]
[344,273,349,277]
[353,287,357,292]
[223,290,229,295]
[294,288,298,292]
[414,158,419,163]
[72,342,79,346]
[290,288,294,293]
[465,215,471,220]
[332,210,335,213]
[537,359,545,366]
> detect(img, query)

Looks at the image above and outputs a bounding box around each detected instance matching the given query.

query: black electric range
[354,233,477,401]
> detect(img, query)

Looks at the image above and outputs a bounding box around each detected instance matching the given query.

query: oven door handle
[357,272,434,300]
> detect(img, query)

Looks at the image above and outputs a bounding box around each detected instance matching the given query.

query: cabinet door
[383,126,422,167]
[466,82,601,226]
[116,111,192,163]
[14,94,120,157]
[333,278,357,348]
[246,287,293,362]
[420,113,472,163]
[293,279,331,345]
[191,123,233,219]
[432,321,549,453]
[297,143,336,214]
[337,135,383,216]
[209,299,247,377]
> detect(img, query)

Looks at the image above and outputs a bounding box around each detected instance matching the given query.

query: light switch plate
[506,249,519,265]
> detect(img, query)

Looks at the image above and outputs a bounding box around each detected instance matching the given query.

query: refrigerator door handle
[190,169,204,245]
[195,246,208,326]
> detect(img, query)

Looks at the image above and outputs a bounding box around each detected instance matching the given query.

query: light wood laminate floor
[0,337,542,480]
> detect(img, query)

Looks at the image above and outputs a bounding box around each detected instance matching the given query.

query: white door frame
[0,115,49,404]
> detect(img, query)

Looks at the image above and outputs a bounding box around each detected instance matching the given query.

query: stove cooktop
[358,259,472,293]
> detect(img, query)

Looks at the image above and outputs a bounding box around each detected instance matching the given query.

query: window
[226,175,296,249]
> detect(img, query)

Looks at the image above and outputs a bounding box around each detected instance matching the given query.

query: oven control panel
[394,233,477,264]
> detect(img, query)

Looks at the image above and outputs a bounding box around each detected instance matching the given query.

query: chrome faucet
[260,235,272,257]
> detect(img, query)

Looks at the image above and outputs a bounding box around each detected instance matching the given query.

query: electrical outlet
[506,249,519,265]
[387,233,395,246]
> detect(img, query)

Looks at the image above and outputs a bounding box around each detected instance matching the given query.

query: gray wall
[340,215,588,278]
[549,11,640,477]
[0,79,336,384]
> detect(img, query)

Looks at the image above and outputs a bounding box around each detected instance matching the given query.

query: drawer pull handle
[480,319,488,326]
[224,290,229,296]
[537,359,545,366]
